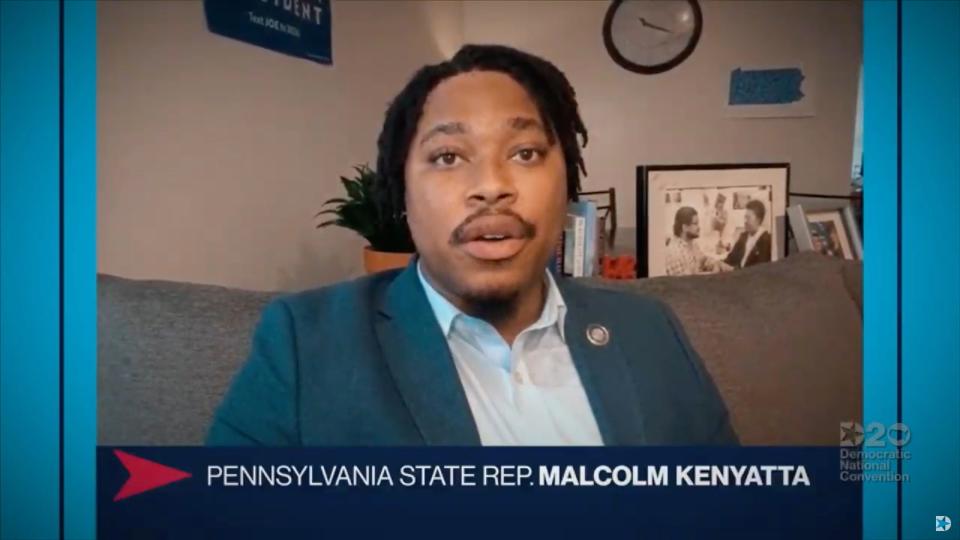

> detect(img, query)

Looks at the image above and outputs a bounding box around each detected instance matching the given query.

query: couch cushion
[99,252,861,446]
[97,274,276,445]
[581,252,862,445]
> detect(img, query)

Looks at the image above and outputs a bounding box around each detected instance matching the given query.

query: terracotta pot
[362,246,414,274]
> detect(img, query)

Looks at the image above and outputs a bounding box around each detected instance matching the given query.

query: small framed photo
[636,163,789,277]
[788,204,862,260]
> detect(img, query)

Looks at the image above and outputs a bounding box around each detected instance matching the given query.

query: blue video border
[900,1,960,538]
[0,1,958,539]
[64,1,98,539]
[863,2,899,537]
[863,1,960,539]
[1,2,61,539]
[0,1,96,539]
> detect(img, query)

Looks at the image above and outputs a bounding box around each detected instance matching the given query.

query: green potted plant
[316,164,416,274]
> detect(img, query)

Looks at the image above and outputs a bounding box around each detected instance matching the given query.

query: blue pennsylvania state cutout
[728,67,805,105]
[204,0,332,65]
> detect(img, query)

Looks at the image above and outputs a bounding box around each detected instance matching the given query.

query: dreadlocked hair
[374,44,589,224]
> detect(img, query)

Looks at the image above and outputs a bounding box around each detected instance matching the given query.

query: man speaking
[207,45,737,446]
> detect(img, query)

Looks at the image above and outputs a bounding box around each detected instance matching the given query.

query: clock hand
[638,17,673,34]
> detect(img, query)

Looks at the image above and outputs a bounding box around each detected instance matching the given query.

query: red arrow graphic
[113,450,192,501]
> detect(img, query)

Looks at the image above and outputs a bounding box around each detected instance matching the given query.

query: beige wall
[462,0,862,227]
[98,0,860,291]
[97,0,462,291]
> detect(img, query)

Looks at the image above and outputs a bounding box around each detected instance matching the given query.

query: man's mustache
[449,209,537,245]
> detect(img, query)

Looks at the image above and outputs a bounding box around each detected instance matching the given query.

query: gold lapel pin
[586,324,610,346]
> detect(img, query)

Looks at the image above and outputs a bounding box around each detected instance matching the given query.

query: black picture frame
[636,163,791,278]
[602,0,703,75]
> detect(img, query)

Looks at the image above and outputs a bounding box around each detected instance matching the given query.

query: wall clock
[602,0,703,75]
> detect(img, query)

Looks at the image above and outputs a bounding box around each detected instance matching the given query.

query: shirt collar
[417,262,568,343]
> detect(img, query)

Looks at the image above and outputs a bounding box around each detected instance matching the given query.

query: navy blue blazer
[724,230,773,269]
[207,261,737,446]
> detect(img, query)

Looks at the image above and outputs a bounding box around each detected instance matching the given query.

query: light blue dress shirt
[417,263,603,446]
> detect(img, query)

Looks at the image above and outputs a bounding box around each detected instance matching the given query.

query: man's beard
[445,207,539,324]
[460,287,522,327]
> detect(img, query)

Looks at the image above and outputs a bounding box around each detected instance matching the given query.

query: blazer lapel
[374,260,481,445]
[557,278,648,445]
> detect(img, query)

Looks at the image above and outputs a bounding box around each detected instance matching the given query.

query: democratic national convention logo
[936,515,952,532]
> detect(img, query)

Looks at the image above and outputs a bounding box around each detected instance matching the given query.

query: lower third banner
[98,446,861,539]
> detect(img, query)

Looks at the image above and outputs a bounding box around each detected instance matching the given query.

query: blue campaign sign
[203,0,332,65]
[97,446,861,539]
[729,67,806,105]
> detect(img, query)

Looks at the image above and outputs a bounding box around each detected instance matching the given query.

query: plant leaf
[341,178,363,201]
[317,163,414,251]
[320,197,348,206]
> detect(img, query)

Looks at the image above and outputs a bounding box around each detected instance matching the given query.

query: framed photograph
[637,163,790,277]
[788,204,862,260]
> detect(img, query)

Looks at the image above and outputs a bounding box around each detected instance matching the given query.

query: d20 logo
[839,422,911,447]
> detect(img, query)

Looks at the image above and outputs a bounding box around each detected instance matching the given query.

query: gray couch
[98,252,862,446]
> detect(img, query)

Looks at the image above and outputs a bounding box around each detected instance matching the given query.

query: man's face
[812,235,824,252]
[684,214,700,239]
[404,70,568,307]
[744,208,760,233]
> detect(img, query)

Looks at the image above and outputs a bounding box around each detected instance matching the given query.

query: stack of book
[555,201,603,277]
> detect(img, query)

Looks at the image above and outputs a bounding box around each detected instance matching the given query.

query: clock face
[603,0,702,74]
